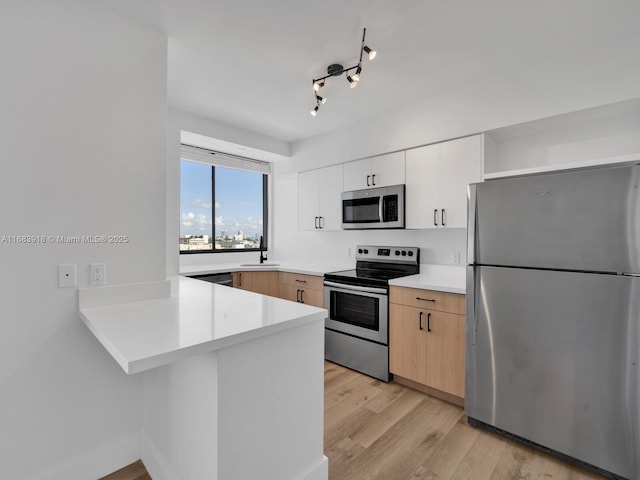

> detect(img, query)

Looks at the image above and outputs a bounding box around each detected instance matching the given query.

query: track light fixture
[310,27,376,116]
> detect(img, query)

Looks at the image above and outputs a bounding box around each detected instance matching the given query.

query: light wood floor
[102,361,605,480]
[99,460,150,480]
[324,361,604,480]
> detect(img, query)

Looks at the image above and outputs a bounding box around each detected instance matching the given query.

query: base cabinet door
[423,309,465,398]
[278,272,325,307]
[232,271,280,297]
[389,303,426,384]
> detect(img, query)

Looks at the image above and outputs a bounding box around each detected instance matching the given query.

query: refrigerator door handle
[467,184,477,264]
[466,266,477,345]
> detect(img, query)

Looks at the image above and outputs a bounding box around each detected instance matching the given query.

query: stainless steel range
[324,245,419,381]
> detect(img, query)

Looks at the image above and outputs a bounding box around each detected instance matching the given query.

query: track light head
[352,65,362,82]
[308,28,376,112]
[363,46,376,60]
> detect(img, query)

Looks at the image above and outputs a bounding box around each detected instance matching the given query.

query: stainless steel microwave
[341,184,405,229]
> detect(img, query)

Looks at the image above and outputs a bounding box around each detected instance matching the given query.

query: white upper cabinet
[343,151,405,191]
[297,164,343,231]
[406,135,482,229]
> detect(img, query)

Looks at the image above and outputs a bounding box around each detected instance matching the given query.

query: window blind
[180,144,272,175]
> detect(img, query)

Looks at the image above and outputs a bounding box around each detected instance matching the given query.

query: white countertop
[389,265,466,294]
[80,276,327,374]
[180,261,352,277]
[181,261,467,293]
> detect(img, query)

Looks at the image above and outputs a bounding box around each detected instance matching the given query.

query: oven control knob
[408,251,414,257]
[401,250,407,256]
[358,248,363,254]
[395,250,400,256]
[363,249,369,254]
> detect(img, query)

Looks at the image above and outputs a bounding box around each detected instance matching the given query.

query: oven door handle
[323,281,388,295]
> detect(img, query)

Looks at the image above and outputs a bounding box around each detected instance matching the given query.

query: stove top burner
[324,245,420,288]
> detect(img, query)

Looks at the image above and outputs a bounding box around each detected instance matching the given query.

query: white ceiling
[99,0,640,144]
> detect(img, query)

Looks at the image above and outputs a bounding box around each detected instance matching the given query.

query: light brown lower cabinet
[278,272,324,307]
[231,270,325,308]
[232,271,280,297]
[389,286,465,402]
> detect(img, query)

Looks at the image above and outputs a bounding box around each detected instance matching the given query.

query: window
[180,145,269,253]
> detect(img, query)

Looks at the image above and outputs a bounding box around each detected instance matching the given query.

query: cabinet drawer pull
[295,279,307,283]
[433,209,438,226]
[419,311,424,331]
[416,297,435,302]
[427,312,432,332]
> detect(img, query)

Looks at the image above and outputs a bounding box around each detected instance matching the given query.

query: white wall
[0,2,167,479]
[271,29,640,267]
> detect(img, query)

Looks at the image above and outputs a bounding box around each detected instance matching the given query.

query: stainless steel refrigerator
[466,164,640,480]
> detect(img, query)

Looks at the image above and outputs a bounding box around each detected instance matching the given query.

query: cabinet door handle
[416,296,436,303]
[319,216,324,229]
[427,312,432,332]
[366,175,371,187]
[372,174,376,186]
[314,216,319,229]
[419,311,424,331]
[239,272,242,287]
[433,209,438,226]
[296,289,301,302]
[441,208,446,226]
[300,290,305,303]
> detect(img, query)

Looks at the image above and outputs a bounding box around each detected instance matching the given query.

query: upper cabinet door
[370,151,405,188]
[297,164,343,231]
[405,135,482,229]
[343,151,405,191]
[438,135,482,228]
[406,143,440,228]
[297,169,320,231]
[343,158,372,191]
[316,163,343,230]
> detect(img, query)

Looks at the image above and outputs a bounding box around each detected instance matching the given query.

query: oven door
[323,281,388,344]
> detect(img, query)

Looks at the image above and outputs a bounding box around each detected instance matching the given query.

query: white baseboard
[140,432,179,480]
[27,433,140,480]
[299,456,329,480]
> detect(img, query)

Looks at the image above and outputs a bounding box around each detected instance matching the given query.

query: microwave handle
[380,195,385,222]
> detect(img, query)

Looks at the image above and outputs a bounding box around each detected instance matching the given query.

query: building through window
[179,145,269,253]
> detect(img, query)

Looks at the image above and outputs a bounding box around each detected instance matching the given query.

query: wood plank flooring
[324,361,605,480]
[98,459,150,480]
[102,361,606,480]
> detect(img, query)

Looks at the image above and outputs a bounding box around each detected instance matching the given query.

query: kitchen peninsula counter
[79,276,328,480]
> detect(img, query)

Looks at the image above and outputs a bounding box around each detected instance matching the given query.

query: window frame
[179,161,269,255]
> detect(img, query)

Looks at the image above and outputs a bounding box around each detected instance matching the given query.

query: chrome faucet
[259,235,267,264]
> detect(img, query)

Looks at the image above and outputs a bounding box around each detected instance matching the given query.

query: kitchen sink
[239,262,280,267]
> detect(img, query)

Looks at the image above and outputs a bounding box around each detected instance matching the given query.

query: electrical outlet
[90,263,106,285]
[450,251,461,265]
[58,264,77,287]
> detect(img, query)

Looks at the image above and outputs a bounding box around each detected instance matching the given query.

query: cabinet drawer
[389,286,465,315]
[279,272,324,290]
